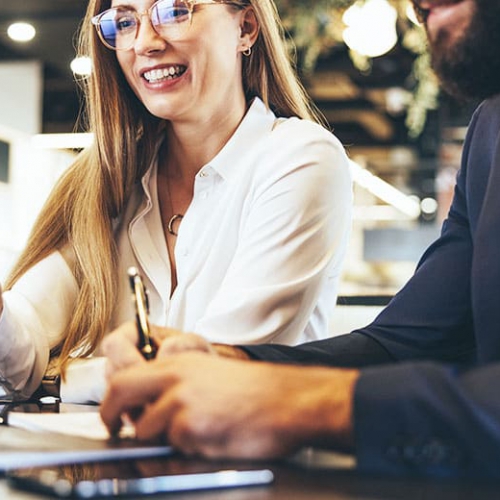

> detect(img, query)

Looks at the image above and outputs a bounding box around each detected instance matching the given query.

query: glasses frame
[91,0,242,51]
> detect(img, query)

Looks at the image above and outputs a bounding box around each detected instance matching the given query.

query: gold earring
[242,46,252,57]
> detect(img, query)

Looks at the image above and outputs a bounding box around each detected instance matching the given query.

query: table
[1,449,499,499]
[1,403,499,499]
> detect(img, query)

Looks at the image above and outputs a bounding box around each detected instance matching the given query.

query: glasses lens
[151,0,191,37]
[98,8,138,50]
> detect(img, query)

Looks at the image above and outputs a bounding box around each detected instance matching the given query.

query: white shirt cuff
[60,357,107,404]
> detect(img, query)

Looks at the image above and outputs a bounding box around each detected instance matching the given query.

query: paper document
[7,411,135,440]
[0,425,173,471]
[1,408,172,470]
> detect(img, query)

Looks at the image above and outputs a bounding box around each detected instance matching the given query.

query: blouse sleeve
[0,251,77,397]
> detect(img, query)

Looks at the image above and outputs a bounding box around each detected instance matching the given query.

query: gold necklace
[165,175,184,237]
[167,213,183,236]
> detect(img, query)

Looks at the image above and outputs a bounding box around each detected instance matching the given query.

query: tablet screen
[7,457,274,498]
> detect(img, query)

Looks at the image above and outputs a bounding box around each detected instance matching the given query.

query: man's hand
[103,322,249,379]
[100,352,359,459]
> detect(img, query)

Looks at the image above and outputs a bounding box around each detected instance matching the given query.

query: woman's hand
[102,322,216,379]
[102,322,146,379]
[0,282,3,316]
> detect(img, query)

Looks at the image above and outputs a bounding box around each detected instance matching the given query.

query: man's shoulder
[465,94,500,145]
[475,94,500,121]
[485,93,500,107]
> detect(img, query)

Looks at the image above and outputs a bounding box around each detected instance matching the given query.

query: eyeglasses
[92,0,241,51]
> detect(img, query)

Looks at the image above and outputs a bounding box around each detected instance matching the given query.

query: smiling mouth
[143,65,187,84]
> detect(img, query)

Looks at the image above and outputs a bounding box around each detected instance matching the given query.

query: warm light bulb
[7,22,36,42]
[342,0,398,58]
[70,56,92,76]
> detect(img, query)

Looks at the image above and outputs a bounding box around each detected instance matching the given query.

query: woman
[0,0,351,403]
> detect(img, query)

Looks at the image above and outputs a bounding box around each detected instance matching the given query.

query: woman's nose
[133,15,168,55]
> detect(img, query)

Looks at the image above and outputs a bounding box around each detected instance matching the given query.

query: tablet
[7,458,274,498]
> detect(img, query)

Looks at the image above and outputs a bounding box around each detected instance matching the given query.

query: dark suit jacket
[243,94,500,478]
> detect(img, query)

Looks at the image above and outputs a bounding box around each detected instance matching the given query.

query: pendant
[167,214,183,236]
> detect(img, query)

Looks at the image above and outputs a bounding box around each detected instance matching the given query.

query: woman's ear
[239,7,259,53]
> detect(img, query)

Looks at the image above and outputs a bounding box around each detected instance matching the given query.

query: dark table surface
[2,448,500,500]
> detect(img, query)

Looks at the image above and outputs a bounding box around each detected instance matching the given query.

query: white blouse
[0,98,352,403]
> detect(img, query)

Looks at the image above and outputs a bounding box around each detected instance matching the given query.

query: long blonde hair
[6,0,324,373]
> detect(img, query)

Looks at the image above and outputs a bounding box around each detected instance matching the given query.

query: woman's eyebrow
[110,2,136,9]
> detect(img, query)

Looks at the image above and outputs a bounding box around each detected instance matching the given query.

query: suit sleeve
[240,331,394,366]
[349,100,494,364]
[354,361,500,478]
[243,102,489,367]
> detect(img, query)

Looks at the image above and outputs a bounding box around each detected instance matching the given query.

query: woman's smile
[142,64,188,84]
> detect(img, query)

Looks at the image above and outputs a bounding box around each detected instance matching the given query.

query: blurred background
[0,0,480,330]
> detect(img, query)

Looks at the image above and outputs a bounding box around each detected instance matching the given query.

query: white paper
[7,411,135,440]
[0,413,173,471]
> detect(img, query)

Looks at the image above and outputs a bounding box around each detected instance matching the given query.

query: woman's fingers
[102,321,146,379]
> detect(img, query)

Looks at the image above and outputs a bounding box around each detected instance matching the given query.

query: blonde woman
[0,0,351,403]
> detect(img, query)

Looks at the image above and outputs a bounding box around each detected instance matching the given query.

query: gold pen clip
[127,267,157,360]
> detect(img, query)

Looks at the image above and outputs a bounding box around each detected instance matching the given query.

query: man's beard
[429,0,500,101]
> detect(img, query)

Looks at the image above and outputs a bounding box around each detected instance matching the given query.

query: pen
[127,267,157,360]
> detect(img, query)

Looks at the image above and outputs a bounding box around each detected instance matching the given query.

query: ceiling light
[7,22,36,43]
[342,0,398,58]
[70,56,92,76]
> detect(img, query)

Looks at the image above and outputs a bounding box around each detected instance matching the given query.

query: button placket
[178,166,216,262]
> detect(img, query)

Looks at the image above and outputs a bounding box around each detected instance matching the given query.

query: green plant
[274,0,439,137]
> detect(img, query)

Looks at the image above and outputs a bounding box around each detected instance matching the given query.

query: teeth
[143,66,185,83]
